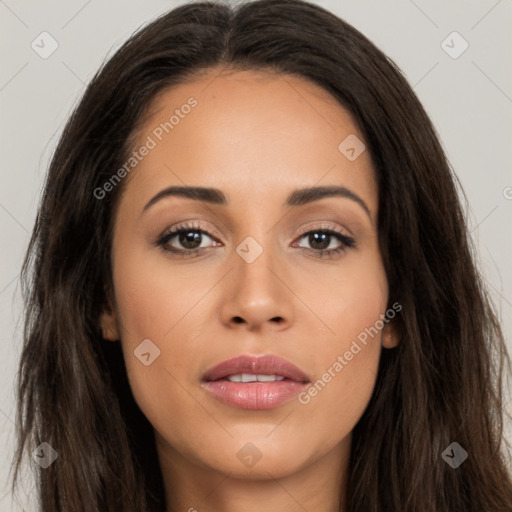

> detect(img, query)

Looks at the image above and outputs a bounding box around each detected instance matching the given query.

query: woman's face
[101,67,397,485]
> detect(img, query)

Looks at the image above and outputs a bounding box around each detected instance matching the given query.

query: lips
[202,354,310,383]
[201,354,310,410]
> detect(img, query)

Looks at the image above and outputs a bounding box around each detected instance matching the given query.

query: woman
[12,0,512,510]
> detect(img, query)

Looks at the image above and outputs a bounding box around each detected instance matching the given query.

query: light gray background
[1,0,511,509]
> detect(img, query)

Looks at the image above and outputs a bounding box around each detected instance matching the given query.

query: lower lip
[202,380,308,409]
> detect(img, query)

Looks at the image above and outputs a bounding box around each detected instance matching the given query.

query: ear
[99,299,119,341]
[381,318,401,349]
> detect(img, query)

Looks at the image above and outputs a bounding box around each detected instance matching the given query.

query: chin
[210,450,310,480]
[191,435,319,480]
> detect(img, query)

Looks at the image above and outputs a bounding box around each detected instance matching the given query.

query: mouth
[201,354,310,410]
[214,373,288,382]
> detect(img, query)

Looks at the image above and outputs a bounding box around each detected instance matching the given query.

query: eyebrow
[141,185,372,220]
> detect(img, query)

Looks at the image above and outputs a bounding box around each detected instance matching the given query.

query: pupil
[309,232,329,250]
[180,231,201,249]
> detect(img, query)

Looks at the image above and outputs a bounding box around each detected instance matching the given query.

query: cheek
[111,239,210,343]
[295,257,387,443]
[110,249,216,436]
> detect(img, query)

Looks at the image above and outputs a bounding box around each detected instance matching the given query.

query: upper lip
[202,354,310,383]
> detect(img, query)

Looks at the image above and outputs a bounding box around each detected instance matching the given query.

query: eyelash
[154,221,357,259]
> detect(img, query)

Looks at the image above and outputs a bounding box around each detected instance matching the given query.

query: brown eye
[295,228,356,259]
[155,222,220,257]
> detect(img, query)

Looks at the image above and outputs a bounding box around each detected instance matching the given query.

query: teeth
[227,374,286,383]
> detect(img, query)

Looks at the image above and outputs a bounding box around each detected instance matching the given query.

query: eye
[294,226,356,259]
[155,222,220,257]
[155,222,357,260]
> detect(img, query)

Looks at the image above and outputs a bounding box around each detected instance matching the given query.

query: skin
[101,67,400,512]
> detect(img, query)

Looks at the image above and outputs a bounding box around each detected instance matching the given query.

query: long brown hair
[12,0,512,510]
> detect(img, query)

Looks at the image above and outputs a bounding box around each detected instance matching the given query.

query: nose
[219,239,295,333]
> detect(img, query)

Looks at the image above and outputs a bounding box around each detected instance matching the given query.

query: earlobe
[99,302,119,341]
[382,319,401,349]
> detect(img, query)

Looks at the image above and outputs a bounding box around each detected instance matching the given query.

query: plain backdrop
[1,1,511,510]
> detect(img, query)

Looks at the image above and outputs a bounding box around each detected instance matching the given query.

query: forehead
[119,67,378,217]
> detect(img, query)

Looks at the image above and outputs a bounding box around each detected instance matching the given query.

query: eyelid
[293,220,354,240]
[158,219,222,241]
[155,219,357,257]
[159,220,352,243]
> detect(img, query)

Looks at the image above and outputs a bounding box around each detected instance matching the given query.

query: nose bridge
[233,232,281,296]
[220,228,294,329]
[230,198,278,273]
